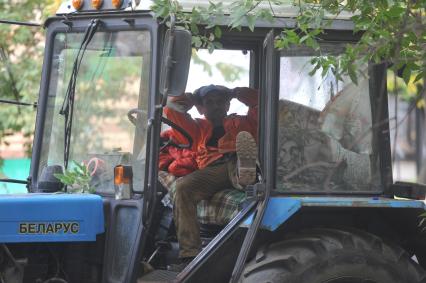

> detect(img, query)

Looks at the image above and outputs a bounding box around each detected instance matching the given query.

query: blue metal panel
[298,196,425,208]
[0,193,104,243]
[243,196,426,231]
[243,198,302,231]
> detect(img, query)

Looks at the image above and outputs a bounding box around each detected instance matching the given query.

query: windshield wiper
[59,19,101,169]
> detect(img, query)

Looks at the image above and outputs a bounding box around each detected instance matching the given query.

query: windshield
[38,29,150,194]
[276,43,381,193]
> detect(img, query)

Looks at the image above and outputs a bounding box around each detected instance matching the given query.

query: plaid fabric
[158,171,246,226]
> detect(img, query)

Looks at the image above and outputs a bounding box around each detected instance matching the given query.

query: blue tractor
[1,1,426,282]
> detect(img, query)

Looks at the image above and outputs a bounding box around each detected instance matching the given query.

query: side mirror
[159,28,192,98]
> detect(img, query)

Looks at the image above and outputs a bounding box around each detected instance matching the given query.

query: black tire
[240,228,426,283]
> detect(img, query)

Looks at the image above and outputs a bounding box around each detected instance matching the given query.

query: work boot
[236,131,257,186]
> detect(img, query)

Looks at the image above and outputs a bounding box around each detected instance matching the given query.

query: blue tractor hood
[0,193,104,243]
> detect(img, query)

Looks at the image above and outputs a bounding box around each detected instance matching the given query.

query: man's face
[201,91,230,122]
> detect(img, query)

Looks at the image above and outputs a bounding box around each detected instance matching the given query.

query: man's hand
[232,87,259,107]
[167,92,195,113]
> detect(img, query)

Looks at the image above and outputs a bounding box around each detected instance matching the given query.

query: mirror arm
[160,13,177,106]
[169,13,176,32]
[0,19,41,27]
[0,99,37,108]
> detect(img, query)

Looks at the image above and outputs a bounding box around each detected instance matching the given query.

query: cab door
[230,29,280,283]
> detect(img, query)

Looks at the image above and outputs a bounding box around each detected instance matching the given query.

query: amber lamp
[112,0,122,9]
[92,0,103,9]
[72,0,84,10]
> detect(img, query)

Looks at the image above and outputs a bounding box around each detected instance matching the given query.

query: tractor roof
[57,0,354,21]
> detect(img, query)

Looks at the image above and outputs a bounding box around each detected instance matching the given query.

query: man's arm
[164,93,200,145]
[233,87,259,124]
[233,87,258,108]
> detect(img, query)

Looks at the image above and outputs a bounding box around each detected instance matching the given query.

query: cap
[194,84,232,99]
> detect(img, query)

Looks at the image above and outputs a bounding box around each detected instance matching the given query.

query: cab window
[276,43,380,193]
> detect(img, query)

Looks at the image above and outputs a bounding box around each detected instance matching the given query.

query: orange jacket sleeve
[236,87,259,127]
[164,95,200,148]
[234,87,259,108]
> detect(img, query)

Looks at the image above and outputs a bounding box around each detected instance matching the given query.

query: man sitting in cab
[163,84,259,270]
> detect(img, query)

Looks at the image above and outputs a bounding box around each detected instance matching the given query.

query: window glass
[388,72,422,183]
[161,49,250,131]
[277,45,378,193]
[186,49,250,117]
[39,30,150,193]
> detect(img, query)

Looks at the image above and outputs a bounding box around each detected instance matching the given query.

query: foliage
[152,0,225,52]
[0,0,58,161]
[151,0,425,86]
[191,49,248,82]
[215,62,247,82]
[388,70,424,107]
[54,161,95,193]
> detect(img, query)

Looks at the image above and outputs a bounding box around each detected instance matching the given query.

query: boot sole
[236,131,257,186]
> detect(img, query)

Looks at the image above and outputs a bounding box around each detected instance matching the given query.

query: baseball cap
[193,84,233,99]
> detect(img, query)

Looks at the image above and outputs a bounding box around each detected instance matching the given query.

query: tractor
[1,0,426,282]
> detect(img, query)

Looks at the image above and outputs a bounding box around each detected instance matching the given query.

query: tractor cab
[1,1,426,283]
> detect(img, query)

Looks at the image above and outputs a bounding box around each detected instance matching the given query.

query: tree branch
[0,46,22,114]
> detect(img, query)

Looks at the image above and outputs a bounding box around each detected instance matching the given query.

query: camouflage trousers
[173,157,239,258]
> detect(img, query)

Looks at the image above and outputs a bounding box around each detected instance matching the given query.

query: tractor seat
[158,171,246,226]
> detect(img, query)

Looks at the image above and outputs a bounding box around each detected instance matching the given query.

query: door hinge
[245,182,266,201]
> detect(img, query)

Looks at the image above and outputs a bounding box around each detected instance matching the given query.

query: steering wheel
[127,108,148,132]
[127,108,193,150]
[160,117,193,150]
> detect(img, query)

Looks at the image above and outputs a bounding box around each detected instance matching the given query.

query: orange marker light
[112,0,122,9]
[72,0,84,10]
[92,0,103,9]
[114,166,130,185]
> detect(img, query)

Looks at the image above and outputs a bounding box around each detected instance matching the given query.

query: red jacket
[164,88,258,169]
[159,129,198,176]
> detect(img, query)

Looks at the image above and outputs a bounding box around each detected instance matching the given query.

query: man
[164,84,259,269]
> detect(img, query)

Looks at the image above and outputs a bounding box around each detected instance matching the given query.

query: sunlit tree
[0,0,58,164]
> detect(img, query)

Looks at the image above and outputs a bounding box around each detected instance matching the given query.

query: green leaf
[402,65,412,85]
[285,30,300,44]
[214,26,222,38]
[414,72,425,83]
[274,38,286,49]
[246,14,256,32]
[257,9,274,23]
[387,5,405,18]
[299,34,310,43]
[207,43,215,53]
[212,41,223,49]
[190,22,199,35]
[305,37,319,50]
[308,63,321,76]
[348,66,358,85]
[192,36,202,48]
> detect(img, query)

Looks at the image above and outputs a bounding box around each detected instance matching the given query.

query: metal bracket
[245,183,266,201]
[391,181,426,200]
